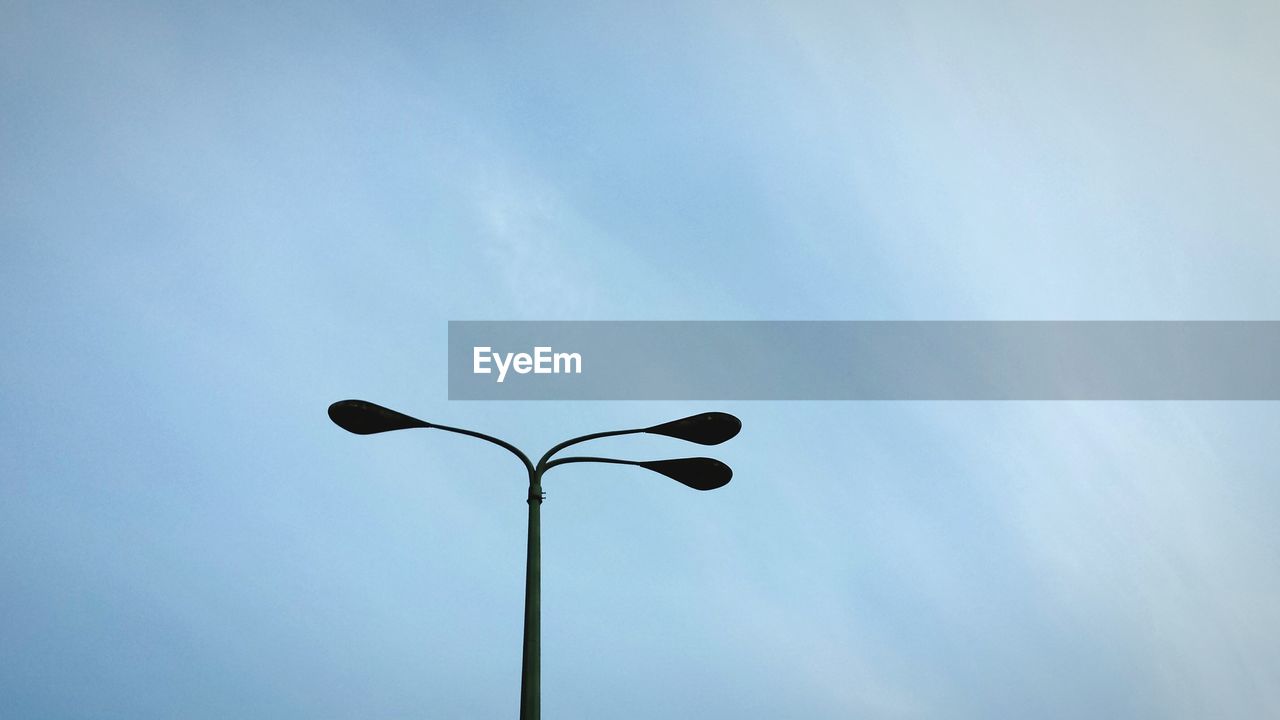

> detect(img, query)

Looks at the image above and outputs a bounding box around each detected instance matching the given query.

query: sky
[3,1,1279,717]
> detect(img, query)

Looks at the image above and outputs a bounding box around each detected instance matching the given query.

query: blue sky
[3,1,1279,717]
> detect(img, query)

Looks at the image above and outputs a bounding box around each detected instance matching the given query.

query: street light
[327,399,739,720]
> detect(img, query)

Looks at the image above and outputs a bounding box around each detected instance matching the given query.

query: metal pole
[519,470,543,720]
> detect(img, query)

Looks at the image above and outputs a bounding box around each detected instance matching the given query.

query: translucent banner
[447,321,1280,400]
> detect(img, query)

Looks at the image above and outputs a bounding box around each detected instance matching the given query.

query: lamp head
[644,412,741,446]
[638,457,732,491]
[328,399,430,435]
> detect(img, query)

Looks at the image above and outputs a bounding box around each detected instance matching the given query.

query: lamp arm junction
[535,429,642,472]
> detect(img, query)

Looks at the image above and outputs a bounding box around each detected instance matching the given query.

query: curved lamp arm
[535,411,741,472]
[431,423,536,478]
[542,455,732,491]
[328,399,535,478]
[543,455,643,472]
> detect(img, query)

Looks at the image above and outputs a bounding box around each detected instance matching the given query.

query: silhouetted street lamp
[327,399,740,720]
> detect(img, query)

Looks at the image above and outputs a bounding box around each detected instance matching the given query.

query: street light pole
[521,464,542,720]
[327,401,740,720]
